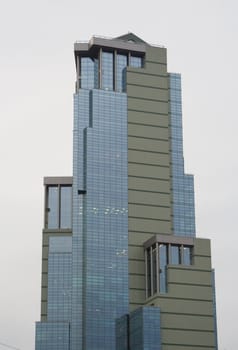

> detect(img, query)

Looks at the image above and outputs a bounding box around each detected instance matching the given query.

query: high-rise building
[35,33,218,350]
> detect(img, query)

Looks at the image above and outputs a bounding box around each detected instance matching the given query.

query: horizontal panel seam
[160,327,214,333]
[128,175,170,181]
[128,148,169,155]
[129,216,170,222]
[161,311,215,318]
[145,60,167,65]
[127,70,168,78]
[161,343,215,348]
[128,108,168,116]
[128,134,168,141]
[168,267,212,273]
[128,147,169,156]
[128,95,168,103]
[168,282,212,287]
[128,121,168,129]
[129,189,170,194]
[128,161,169,168]
[127,82,167,90]
[129,202,170,208]
[150,296,213,302]
[129,230,170,234]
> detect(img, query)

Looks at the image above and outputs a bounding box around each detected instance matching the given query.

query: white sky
[0,0,237,349]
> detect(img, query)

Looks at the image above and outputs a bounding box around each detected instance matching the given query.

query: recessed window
[78,50,144,92]
[145,242,193,298]
[171,245,181,265]
[129,55,143,68]
[183,246,193,265]
[46,185,72,229]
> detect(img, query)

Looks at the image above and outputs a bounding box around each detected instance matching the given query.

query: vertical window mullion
[76,55,80,91]
[156,242,159,294]
[45,185,48,228]
[150,246,153,296]
[58,185,61,229]
[168,243,171,264]
[114,49,117,91]
[181,244,184,264]
[99,48,102,89]
[145,249,148,299]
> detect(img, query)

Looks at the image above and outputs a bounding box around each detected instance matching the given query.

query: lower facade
[36,229,218,349]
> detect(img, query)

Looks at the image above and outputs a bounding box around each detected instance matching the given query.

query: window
[145,242,193,297]
[171,245,181,265]
[116,54,127,92]
[46,185,72,229]
[159,244,168,293]
[81,57,98,90]
[101,52,114,91]
[78,50,144,92]
[47,186,58,229]
[183,246,193,265]
[129,55,143,68]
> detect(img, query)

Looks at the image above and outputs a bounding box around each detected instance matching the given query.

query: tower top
[114,32,147,44]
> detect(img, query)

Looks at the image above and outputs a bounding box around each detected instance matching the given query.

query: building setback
[35,33,218,350]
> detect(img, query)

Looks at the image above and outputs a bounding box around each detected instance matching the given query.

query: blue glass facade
[47,237,72,322]
[116,307,161,350]
[169,73,196,236]
[35,237,72,350]
[116,314,129,350]
[71,88,128,349]
[35,322,70,350]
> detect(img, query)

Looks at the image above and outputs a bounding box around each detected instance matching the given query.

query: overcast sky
[0,0,237,349]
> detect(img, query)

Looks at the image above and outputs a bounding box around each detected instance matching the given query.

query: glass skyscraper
[35,33,218,350]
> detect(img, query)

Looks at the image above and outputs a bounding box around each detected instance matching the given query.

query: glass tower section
[35,322,70,350]
[169,73,196,236]
[116,307,161,350]
[47,237,72,322]
[72,56,129,347]
[36,236,72,350]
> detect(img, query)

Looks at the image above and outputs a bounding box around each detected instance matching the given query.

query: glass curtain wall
[169,73,196,237]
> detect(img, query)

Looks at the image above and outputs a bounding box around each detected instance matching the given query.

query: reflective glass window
[116,54,127,92]
[152,245,157,294]
[169,73,196,237]
[171,245,181,264]
[47,186,58,229]
[102,51,113,90]
[60,186,72,229]
[146,248,151,297]
[159,244,167,293]
[81,57,96,89]
[35,322,70,350]
[94,58,99,89]
[130,55,142,68]
[183,246,192,265]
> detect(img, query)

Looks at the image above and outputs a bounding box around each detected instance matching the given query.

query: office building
[35,33,218,350]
